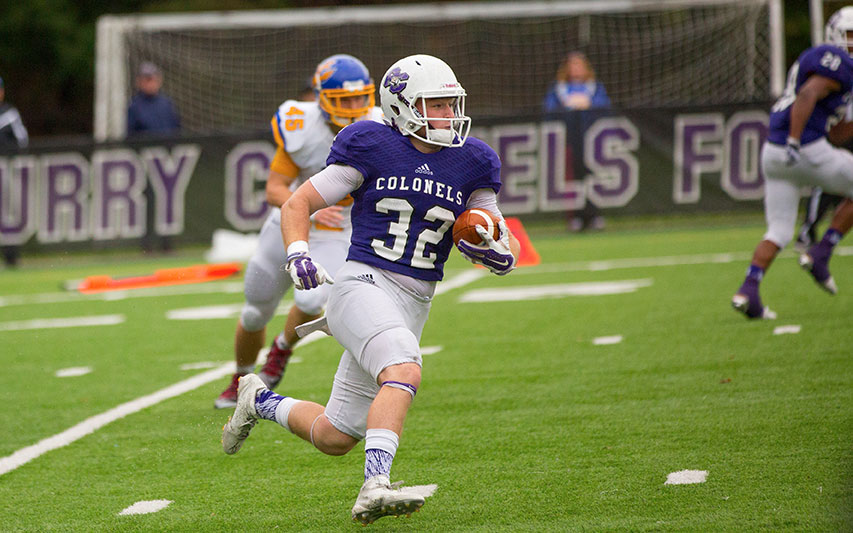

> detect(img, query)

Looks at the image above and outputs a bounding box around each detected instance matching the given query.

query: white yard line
[0,281,244,308]
[118,499,173,516]
[166,301,292,321]
[459,279,652,302]
[0,271,482,477]
[0,331,330,477]
[665,469,708,485]
[593,335,624,345]
[0,363,234,477]
[435,268,487,294]
[512,245,853,275]
[0,315,125,331]
[55,367,94,378]
[773,325,801,335]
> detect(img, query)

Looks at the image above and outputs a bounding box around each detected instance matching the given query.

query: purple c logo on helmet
[383,68,409,94]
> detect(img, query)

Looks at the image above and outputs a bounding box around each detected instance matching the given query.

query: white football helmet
[379,54,471,148]
[825,7,853,57]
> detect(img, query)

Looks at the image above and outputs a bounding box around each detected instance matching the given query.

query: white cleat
[351,474,425,525]
[798,253,838,295]
[822,276,838,295]
[221,373,265,455]
[294,315,331,338]
[731,294,777,320]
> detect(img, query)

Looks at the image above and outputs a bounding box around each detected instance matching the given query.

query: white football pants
[322,261,429,440]
[760,139,853,248]
[240,208,350,331]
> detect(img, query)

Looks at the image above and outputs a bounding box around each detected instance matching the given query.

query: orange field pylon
[504,217,540,267]
[73,262,243,294]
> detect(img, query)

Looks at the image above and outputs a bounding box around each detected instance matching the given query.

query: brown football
[452,208,500,245]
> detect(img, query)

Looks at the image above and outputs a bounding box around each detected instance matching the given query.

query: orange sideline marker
[504,217,540,267]
[72,263,243,294]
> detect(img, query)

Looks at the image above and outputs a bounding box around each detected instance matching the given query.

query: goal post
[94,0,784,141]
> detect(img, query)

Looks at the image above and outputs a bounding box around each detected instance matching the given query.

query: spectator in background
[127,62,181,137]
[0,75,29,268]
[543,52,610,112]
[543,52,611,232]
[126,62,181,253]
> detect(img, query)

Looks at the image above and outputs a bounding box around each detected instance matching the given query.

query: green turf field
[0,217,850,532]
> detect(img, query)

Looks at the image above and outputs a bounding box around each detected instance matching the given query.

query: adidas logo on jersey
[415,163,434,175]
[356,273,375,284]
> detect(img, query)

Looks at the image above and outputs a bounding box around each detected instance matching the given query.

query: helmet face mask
[380,55,471,148]
[825,7,853,57]
[313,55,375,129]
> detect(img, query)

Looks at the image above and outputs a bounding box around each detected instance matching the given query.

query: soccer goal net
[94,0,783,140]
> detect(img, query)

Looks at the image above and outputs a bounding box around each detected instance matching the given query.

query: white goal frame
[94,0,784,141]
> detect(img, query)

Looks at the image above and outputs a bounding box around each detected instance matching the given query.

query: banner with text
[1,103,777,251]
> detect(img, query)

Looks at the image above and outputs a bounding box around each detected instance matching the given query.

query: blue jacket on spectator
[127,92,180,136]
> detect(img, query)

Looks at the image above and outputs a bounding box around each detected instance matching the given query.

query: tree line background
[0,0,817,140]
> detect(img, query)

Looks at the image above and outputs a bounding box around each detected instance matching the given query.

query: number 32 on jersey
[372,197,455,270]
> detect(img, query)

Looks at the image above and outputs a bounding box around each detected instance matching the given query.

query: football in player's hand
[452,209,500,245]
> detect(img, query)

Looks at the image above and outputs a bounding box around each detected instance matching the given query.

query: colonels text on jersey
[327,120,501,281]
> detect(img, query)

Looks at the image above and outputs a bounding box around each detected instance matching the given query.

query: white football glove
[456,219,517,275]
[784,136,801,166]
[284,241,334,290]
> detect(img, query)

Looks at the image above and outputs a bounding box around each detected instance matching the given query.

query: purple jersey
[327,120,501,281]
[768,45,853,146]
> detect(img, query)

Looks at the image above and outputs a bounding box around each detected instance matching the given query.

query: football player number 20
[371,197,454,269]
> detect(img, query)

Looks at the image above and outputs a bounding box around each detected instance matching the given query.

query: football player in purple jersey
[222,54,520,524]
[732,7,853,319]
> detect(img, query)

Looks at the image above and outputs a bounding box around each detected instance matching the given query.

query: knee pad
[293,283,329,316]
[240,302,275,332]
[240,263,287,331]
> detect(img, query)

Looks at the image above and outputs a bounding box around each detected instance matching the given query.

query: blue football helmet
[312,54,375,128]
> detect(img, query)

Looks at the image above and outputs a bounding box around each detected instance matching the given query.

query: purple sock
[745,264,764,282]
[255,389,285,421]
[821,228,842,248]
[364,448,394,480]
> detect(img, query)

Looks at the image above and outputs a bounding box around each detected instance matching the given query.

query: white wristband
[786,136,800,147]
[286,240,309,257]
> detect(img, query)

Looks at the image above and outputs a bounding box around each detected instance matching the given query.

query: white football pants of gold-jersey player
[760,138,853,250]
[241,207,349,329]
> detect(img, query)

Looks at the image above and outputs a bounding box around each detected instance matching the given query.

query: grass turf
[0,216,850,532]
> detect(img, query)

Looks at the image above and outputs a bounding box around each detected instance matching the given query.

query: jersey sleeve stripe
[270,113,285,149]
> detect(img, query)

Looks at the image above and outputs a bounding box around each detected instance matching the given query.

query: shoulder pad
[368,106,385,124]
[272,100,324,152]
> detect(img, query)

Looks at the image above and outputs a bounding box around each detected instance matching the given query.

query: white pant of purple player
[322,261,429,440]
[761,139,853,248]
